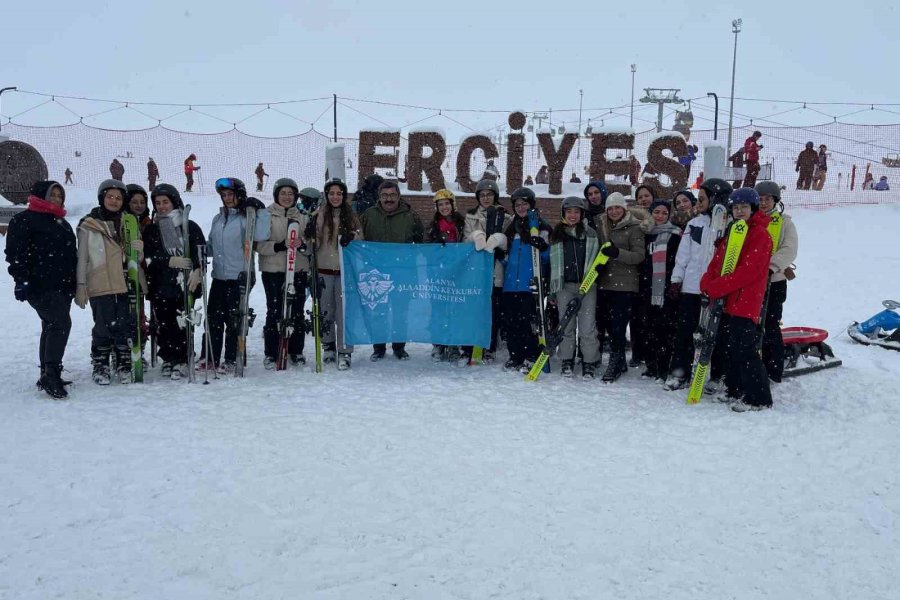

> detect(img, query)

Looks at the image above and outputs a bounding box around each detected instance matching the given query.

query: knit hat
[605,192,627,209]
[433,188,456,208]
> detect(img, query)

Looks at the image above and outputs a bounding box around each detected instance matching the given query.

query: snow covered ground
[1,192,898,599]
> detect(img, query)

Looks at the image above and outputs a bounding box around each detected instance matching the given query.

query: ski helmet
[510,187,536,209]
[433,188,456,208]
[298,187,321,211]
[272,177,299,202]
[728,187,760,209]
[754,180,781,201]
[699,177,733,206]
[126,183,147,202]
[215,177,247,203]
[150,183,184,209]
[97,179,128,205]
[475,178,500,204]
[561,195,586,217]
[324,178,348,200]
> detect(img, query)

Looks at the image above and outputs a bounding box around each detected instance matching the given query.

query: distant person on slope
[812,145,828,191]
[742,131,763,188]
[109,158,125,182]
[255,162,268,192]
[184,154,199,192]
[147,157,159,191]
[874,176,890,191]
[795,142,818,190]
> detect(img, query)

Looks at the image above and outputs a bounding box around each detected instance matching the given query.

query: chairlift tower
[639,88,683,133]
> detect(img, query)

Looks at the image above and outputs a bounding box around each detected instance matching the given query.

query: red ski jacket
[700,210,772,322]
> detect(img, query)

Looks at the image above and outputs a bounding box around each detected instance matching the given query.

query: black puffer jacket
[142,216,206,300]
[5,207,77,298]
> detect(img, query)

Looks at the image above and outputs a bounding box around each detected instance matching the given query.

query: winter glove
[75,284,88,309]
[168,256,193,269]
[600,243,620,259]
[187,268,202,293]
[471,231,487,251]
[528,235,549,252]
[243,197,266,211]
[340,232,354,247]
[14,281,28,302]
[493,248,506,261]
[485,232,506,252]
[784,265,796,281]
[304,220,317,240]
[273,241,287,253]
[130,239,144,254]
[667,281,682,300]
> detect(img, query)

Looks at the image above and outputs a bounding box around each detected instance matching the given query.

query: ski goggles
[215,177,241,192]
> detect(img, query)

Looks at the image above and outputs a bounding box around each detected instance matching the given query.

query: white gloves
[130,240,144,253]
[169,256,193,269]
[472,231,487,251]
[485,233,506,252]
[187,268,202,293]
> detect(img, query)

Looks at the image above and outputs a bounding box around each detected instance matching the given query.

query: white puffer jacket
[671,213,718,294]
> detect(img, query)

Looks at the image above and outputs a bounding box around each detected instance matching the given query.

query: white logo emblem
[357,269,394,309]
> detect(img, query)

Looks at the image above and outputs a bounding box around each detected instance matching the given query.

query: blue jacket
[208,207,271,280]
[502,234,549,292]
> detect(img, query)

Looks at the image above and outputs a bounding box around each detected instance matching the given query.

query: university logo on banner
[340,242,493,346]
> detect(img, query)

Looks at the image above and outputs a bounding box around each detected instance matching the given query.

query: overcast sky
[3,0,898,139]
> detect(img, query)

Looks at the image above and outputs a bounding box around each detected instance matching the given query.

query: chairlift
[882,153,900,168]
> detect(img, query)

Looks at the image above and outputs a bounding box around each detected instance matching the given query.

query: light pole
[726,19,741,156]
[707,92,719,140]
[577,89,584,159]
[0,86,17,135]
[630,64,636,128]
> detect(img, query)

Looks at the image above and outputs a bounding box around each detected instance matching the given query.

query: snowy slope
[1,195,898,599]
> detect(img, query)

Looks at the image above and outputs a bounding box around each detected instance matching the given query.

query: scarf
[649,222,681,306]
[27,195,66,218]
[156,209,184,256]
[437,216,458,243]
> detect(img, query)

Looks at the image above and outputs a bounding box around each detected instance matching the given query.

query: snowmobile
[847,300,900,352]
[781,326,842,378]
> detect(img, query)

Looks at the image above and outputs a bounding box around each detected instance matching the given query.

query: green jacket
[360,200,425,244]
[593,211,646,293]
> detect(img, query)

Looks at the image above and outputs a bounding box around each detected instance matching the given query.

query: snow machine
[781,326,842,378]
[847,300,900,352]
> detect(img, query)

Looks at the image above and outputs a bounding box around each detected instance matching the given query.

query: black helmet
[561,195,586,216]
[125,183,147,201]
[754,181,781,201]
[215,177,247,203]
[805,141,814,149]
[97,179,128,205]
[475,178,500,203]
[510,187,536,209]
[728,187,760,208]
[272,177,299,202]
[699,177,733,206]
[150,183,184,209]
[324,178,348,200]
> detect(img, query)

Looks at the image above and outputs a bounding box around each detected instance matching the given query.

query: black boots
[601,352,628,383]
[37,363,68,399]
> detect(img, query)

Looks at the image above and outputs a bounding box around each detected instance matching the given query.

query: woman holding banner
[305,178,361,371]
[426,189,466,363]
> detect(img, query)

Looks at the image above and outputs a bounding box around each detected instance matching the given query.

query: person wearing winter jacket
[463,178,513,364]
[638,200,682,382]
[664,178,733,391]
[583,180,608,228]
[592,192,646,382]
[754,181,799,383]
[795,142,818,190]
[76,179,146,385]
[549,196,602,379]
[304,178,362,371]
[671,189,696,229]
[184,154,199,192]
[147,158,159,191]
[200,177,271,374]
[353,173,384,215]
[5,181,77,399]
[125,184,153,363]
[426,188,466,363]
[361,180,424,361]
[255,163,268,192]
[700,188,773,411]
[742,131,763,188]
[109,159,125,182]
[141,184,206,380]
[500,187,551,373]
[255,178,310,369]
[627,185,656,368]
[812,145,828,191]
[874,176,890,191]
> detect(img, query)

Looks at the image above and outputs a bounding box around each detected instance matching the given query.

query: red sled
[781,326,842,378]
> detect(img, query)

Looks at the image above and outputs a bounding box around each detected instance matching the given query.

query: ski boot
[503,359,522,372]
[92,346,112,386]
[263,356,277,370]
[394,347,410,360]
[601,352,627,383]
[663,371,687,391]
[370,348,386,362]
[337,353,351,371]
[582,361,597,381]
[290,354,306,365]
[518,359,535,375]
[448,347,461,363]
[431,345,445,362]
[560,360,575,378]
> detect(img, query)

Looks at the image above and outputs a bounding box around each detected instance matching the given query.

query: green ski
[122,213,144,383]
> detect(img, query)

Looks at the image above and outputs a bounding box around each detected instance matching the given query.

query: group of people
[6,169,797,411]
[794,142,830,190]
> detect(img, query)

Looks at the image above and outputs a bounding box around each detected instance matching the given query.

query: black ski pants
[152,294,189,365]
[725,315,773,407]
[762,280,787,382]
[462,286,503,357]
[670,292,702,376]
[629,293,649,362]
[597,290,633,355]
[502,291,539,363]
[204,278,241,365]
[89,293,133,353]
[27,291,72,367]
[261,271,307,359]
[644,298,678,378]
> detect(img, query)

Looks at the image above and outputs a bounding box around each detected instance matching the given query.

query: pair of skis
[235,208,258,377]
[686,217,749,404]
[122,214,144,383]
[275,220,301,370]
[525,242,612,382]
[470,205,506,365]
